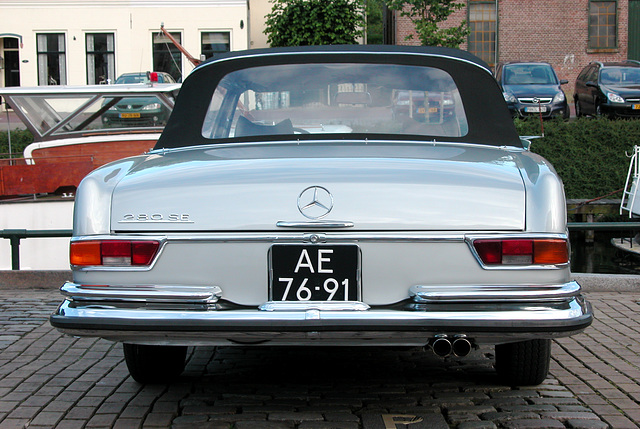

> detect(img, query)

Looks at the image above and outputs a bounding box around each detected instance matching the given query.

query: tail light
[473,238,569,266]
[71,240,160,267]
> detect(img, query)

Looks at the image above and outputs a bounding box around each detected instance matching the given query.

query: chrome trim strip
[259,301,370,312]
[276,221,355,228]
[149,139,527,157]
[60,282,222,303]
[196,49,494,75]
[86,232,467,243]
[410,281,581,303]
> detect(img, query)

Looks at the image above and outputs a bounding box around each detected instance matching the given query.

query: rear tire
[575,99,583,117]
[123,343,187,383]
[495,339,551,386]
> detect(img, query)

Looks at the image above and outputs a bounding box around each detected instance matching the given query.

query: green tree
[385,0,469,48]
[264,0,365,47]
[366,0,385,44]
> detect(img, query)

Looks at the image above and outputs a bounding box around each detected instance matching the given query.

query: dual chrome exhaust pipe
[430,335,474,357]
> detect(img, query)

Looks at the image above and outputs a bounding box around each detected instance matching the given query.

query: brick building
[394,0,640,95]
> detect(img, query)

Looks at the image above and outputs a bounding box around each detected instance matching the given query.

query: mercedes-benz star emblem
[297,186,334,219]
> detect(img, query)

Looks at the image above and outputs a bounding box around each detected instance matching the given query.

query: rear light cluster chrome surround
[70,238,165,269]
[467,235,570,269]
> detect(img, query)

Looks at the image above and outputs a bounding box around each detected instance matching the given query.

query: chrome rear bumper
[50,281,592,346]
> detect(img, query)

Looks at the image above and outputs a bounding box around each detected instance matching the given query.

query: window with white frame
[37,33,66,85]
[86,33,115,84]
[153,31,182,82]
[201,32,230,59]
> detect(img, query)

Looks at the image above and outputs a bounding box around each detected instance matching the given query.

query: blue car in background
[495,62,569,119]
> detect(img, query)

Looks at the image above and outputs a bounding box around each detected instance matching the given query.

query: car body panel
[108,143,526,232]
[51,46,591,362]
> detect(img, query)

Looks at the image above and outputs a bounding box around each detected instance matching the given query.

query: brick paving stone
[0,418,32,429]
[599,415,639,429]
[481,411,545,423]
[142,412,175,427]
[55,420,92,429]
[323,412,359,422]
[207,412,267,422]
[457,422,497,429]
[566,420,610,429]
[298,422,358,429]
[235,422,294,429]
[502,419,566,428]
[86,412,119,427]
[268,412,324,422]
[112,418,144,429]
[447,413,482,426]
[28,410,64,427]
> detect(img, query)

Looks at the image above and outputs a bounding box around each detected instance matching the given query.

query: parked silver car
[50,45,592,385]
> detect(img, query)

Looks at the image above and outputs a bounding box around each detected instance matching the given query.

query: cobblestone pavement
[0,290,637,429]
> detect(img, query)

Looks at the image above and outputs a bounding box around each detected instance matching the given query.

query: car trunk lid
[111,142,525,232]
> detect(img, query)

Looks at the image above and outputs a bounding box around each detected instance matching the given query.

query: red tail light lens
[473,239,568,266]
[70,240,160,267]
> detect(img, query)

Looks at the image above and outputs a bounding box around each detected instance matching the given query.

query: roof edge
[199,45,491,73]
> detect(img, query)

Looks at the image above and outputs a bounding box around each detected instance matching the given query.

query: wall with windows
[0,0,248,88]
[394,0,630,95]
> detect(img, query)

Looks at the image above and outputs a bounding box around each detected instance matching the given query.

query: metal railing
[1,229,72,270]
[3,223,640,270]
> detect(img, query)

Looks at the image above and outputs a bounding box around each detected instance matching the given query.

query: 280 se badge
[119,213,192,223]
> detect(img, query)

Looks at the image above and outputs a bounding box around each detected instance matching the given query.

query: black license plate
[270,245,359,302]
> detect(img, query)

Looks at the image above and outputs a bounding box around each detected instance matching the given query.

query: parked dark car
[102,72,177,127]
[574,61,640,118]
[495,62,569,119]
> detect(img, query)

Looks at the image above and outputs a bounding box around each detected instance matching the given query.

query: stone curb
[0,270,72,289]
[0,271,638,292]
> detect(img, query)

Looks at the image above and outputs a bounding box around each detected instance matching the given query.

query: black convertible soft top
[156,45,521,150]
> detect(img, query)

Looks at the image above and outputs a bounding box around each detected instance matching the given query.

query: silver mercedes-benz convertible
[50,45,592,385]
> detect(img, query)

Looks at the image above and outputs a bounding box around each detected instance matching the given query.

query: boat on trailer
[0,81,180,198]
[0,81,179,270]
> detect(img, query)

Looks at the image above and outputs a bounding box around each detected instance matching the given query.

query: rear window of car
[201,63,468,140]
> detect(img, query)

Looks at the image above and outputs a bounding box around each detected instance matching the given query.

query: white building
[0,0,252,88]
